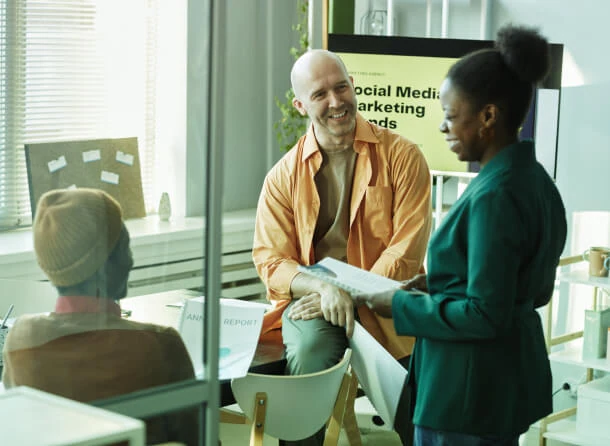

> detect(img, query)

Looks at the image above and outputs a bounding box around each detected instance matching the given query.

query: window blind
[0,0,158,229]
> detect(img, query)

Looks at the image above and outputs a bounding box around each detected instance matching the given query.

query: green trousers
[281,301,350,375]
[279,301,350,446]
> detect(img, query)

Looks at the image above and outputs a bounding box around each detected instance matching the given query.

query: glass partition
[0,0,226,445]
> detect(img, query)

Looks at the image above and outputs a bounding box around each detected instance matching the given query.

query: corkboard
[24,137,146,219]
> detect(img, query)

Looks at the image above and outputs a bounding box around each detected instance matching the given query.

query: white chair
[229,348,355,446]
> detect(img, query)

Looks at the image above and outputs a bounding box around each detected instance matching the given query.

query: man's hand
[288,293,323,321]
[319,284,355,338]
[288,283,355,338]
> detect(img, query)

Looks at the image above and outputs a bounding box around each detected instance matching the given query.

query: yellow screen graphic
[338,52,466,173]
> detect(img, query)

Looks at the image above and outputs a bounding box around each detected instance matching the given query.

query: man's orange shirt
[253,114,432,359]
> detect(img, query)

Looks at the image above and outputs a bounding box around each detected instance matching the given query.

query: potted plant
[274,0,309,153]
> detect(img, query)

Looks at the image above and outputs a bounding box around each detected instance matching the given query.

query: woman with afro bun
[352,25,567,446]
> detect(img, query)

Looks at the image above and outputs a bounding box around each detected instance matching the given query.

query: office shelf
[543,419,610,446]
[540,258,610,445]
[549,340,610,373]
[557,270,610,289]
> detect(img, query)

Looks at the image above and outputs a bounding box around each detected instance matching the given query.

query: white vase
[158,192,171,221]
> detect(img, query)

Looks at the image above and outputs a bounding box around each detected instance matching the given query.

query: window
[0,0,158,229]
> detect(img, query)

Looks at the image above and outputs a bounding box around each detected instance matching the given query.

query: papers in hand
[297,257,402,295]
[349,322,407,428]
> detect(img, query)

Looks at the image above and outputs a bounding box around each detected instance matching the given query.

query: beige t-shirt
[313,146,357,262]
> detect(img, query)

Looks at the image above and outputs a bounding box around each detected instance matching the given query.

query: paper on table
[349,322,408,428]
[177,297,268,380]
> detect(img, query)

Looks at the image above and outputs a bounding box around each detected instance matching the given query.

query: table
[120,288,200,327]
[121,288,286,367]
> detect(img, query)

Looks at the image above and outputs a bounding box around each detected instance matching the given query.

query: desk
[120,288,200,327]
[120,289,286,405]
[121,289,286,368]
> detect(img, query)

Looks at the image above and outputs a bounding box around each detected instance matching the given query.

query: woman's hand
[400,273,428,293]
[352,288,396,318]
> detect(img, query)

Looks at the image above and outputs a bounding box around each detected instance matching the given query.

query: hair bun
[495,24,550,84]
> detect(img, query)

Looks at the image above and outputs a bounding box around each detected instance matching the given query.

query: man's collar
[55,295,121,316]
[301,113,380,161]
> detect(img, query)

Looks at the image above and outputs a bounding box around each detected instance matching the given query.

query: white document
[349,322,408,428]
[297,257,402,295]
[177,297,268,380]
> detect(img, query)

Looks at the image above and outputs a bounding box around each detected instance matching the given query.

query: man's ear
[292,97,308,117]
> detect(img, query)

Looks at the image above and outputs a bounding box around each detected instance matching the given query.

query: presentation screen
[328,34,563,177]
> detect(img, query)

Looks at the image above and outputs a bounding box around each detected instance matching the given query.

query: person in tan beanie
[2,188,198,445]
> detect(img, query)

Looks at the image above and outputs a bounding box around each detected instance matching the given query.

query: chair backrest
[0,279,56,319]
[231,348,352,441]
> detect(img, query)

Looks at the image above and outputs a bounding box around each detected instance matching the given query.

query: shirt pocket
[363,186,393,241]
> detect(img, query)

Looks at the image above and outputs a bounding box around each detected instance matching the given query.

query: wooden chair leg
[250,392,267,446]
[343,371,362,446]
[324,370,352,446]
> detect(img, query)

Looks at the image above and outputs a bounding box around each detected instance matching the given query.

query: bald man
[253,50,431,445]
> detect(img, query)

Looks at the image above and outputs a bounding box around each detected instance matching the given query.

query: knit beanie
[33,188,123,287]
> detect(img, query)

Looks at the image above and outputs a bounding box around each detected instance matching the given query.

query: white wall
[221,1,290,211]
[490,1,610,223]
[183,0,300,215]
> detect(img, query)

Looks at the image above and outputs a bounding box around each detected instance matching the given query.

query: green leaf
[274,0,309,152]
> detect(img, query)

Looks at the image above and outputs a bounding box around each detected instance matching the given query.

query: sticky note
[47,156,67,173]
[116,151,134,166]
[101,170,119,185]
[82,149,101,163]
